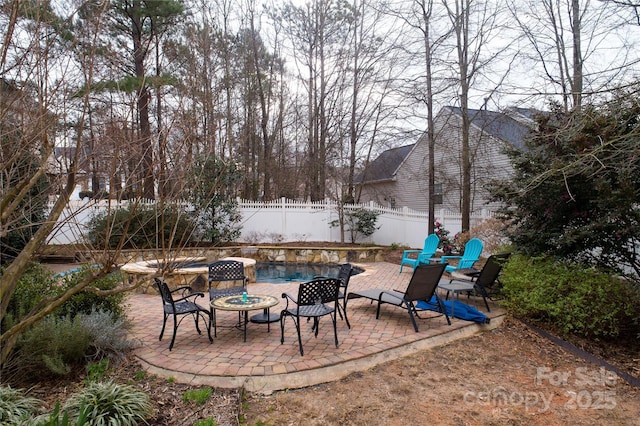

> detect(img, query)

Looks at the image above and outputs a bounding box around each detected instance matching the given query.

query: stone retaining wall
[112,245,385,265]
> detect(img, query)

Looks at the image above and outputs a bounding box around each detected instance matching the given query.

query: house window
[389,197,396,209]
[433,184,443,205]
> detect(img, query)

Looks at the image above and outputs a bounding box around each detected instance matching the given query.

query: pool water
[256,262,358,284]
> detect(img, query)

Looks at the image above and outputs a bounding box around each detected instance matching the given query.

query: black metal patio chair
[154,278,213,351]
[280,277,341,356]
[336,263,354,328]
[315,263,354,329]
[440,253,511,312]
[208,260,248,336]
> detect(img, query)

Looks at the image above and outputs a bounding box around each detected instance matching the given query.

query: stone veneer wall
[112,245,384,265]
[238,246,384,264]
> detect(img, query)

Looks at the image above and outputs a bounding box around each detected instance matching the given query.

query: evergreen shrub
[4,310,133,381]
[57,268,126,320]
[86,203,196,249]
[501,254,640,339]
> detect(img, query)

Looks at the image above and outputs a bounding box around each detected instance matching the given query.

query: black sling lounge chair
[346,263,450,332]
[439,253,511,312]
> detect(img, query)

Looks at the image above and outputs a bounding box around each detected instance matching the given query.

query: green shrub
[78,309,134,362]
[63,381,152,426]
[0,386,43,424]
[3,265,126,329]
[4,309,134,382]
[86,203,196,249]
[186,155,243,244]
[15,315,91,378]
[85,359,110,384]
[3,263,59,326]
[501,254,640,338]
[336,208,381,243]
[2,266,131,381]
[58,269,127,321]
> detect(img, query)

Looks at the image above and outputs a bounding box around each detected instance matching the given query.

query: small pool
[256,262,361,284]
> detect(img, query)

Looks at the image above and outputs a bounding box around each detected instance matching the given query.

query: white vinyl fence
[46,198,495,249]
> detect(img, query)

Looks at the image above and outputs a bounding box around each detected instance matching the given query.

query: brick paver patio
[127,261,505,393]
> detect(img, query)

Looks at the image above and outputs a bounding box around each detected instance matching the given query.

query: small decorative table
[210,294,279,342]
[437,281,475,317]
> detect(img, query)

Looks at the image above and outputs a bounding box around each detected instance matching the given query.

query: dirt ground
[27,245,640,425]
[243,317,640,426]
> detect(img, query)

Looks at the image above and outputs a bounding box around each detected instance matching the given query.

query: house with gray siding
[355,106,536,213]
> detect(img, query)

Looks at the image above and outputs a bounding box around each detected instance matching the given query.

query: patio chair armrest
[417,252,436,262]
[402,250,421,257]
[174,291,206,303]
[454,268,480,280]
[281,292,297,308]
[440,255,462,262]
[447,277,474,285]
[171,285,195,297]
[377,290,402,303]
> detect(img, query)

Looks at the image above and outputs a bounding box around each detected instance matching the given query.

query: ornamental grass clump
[63,380,153,426]
[78,309,134,362]
[0,386,43,424]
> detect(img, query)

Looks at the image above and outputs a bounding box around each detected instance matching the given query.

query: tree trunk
[571,0,582,110]
[132,4,154,199]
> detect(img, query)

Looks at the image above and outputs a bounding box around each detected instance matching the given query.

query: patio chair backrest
[155,278,175,307]
[337,263,353,290]
[296,278,341,306]
[422,233,440,254]
[404,262,447,302]
[476,253,510,290]
[458,238,484,269]
[208,260,247,288]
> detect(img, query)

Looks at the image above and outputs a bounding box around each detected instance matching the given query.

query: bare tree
[344,0,402,203]
[387,0,452,234]
[0,0,122,364]
[442,0,508,232]
[0,0,191,366]
[604,0,640,25]
[276,0,354,201]
[507,0,640,111]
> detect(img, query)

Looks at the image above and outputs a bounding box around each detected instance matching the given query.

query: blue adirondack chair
[399,233,440,273]
[440,238,484,273]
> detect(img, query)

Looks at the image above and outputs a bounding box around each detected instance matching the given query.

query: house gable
[355,144,416,183]
[356,106,533,213]
[355,143,421,208]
